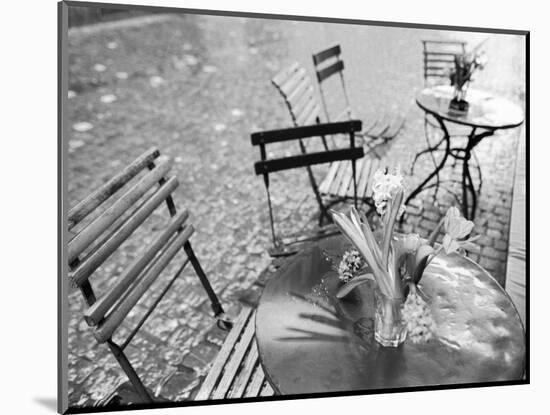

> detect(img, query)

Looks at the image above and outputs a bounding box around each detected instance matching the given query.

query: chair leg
[107,340,153,404]
[183,242,227,321]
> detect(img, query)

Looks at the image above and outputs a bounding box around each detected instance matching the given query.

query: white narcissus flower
[372,167,406,217]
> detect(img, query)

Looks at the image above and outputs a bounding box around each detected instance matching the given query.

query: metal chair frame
[68,148,229,404]
[251,121,363,252]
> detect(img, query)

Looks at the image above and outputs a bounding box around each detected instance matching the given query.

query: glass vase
[374,287,407,347]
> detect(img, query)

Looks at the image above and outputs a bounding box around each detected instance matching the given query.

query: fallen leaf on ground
[68,90,76,99]
[116,72,128,80]
[100,94,117,104]
[73,122,93,132]
[183,55,198,65]
[214,123,226,132]
[149,76,165,88]
[203,65,218,73]
[93,63,106,72]
[107,41,118,50]
[231,108,243,117]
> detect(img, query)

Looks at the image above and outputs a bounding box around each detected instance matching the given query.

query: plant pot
[374,286,407,347]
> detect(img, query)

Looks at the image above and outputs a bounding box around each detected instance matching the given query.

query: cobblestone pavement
[66,12,525,408]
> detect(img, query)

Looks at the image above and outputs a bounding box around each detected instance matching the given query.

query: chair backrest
[271,62,323,128]
[251,121,363,246]
[422,39,467,86]
[312,44,352,123]
[68,147,219,347]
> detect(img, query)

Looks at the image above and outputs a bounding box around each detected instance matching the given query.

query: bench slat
[93,224,194,343]
[195,306,253,400]
[71,177,179,287]
[68,147,160,229]
[68,157,172,263]
[260,381,275,397]
[246,363,266,397]
[83,209,190,325]
[212,313,256,399]
[228,341,259,399]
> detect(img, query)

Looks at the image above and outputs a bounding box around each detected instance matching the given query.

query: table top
[255,236,525,395]
[416,85,524,130]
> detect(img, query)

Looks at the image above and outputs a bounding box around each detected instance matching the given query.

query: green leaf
[336,274,374,299]
[413,244,434,284]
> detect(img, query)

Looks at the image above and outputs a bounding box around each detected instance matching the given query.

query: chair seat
[364,112,406,141]
[196,306,275,400]
[319,157,381,200]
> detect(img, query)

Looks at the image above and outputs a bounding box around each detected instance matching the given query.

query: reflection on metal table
[405,85,524,219]
[255,236,525,395]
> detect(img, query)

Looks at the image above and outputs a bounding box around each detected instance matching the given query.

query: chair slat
[195,307,254,400]
[228,342,260,399]
[251,120,362,145]
[328,161,347,195]
[68,147,160,229]
[286,78,313,108]
[319,161,342,194]
[365,158,382,198]
[93,224,194,343]
[278,67,308,96]
[357,158,374,198]
[68,157,172,263]
[366,114,391,138]
[316,60,344,83]
[83,209,190,325]
[295,98,319,125]
[345,159,365,198]
[254,148,363,175]
[212,315,256,399]
[292,91,315,121]
[336,161,353,197]
[312,44,341,65]
[271,62,299,86]
[381,114,406,140]
[70,177,179,288]
[300,104,320,126]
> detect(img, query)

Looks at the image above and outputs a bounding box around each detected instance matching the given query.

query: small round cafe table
[405,85,524,220]
[255,236,525,395]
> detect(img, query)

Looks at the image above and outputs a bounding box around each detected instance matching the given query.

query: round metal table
[405,85,524,219]
[255,236,525,395]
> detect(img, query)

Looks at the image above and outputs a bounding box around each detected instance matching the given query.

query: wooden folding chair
[312,44,406,144]
[251,120,364,255]
[68,147,230,404]
[271,64,381,219]
[422,39,466,86]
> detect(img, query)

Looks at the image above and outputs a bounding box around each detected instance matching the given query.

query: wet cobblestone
[66,13,524,408]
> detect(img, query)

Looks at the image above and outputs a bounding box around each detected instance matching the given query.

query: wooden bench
[196,306,275,400]
[271,63,388,208]
[68,147,229,403]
